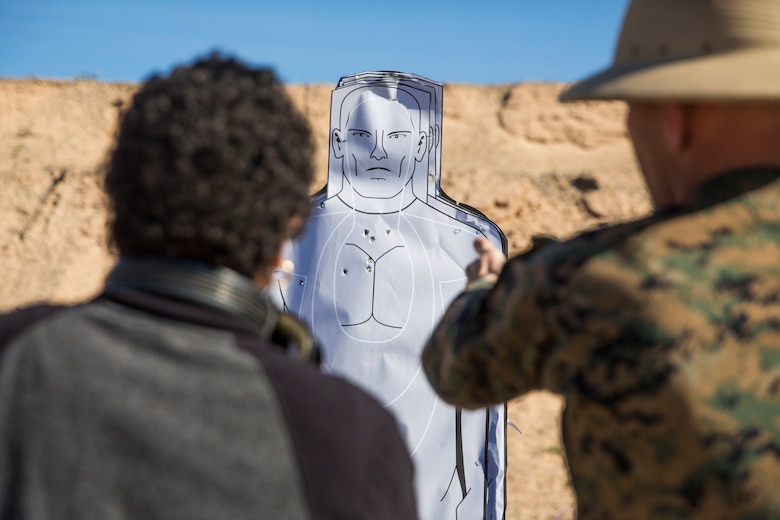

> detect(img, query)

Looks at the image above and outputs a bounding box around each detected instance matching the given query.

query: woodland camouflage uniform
[423,167,780,519]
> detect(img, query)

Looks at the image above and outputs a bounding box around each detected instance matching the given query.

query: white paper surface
[271,72,507,520]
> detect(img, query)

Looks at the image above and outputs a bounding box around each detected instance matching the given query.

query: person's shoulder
[308,192,351,216]
[259,345,398,427]
[258,348,412,467]
[402,197,504,246]
[280,354,395,418]
[293,193,352,241]
[521,211,670,268]
[261,353,417,518]
[0,303,71,355]
[403,197,484,227]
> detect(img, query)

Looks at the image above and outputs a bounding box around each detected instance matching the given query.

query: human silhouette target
[271,71,507,520]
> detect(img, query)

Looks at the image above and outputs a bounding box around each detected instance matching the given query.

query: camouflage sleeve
[422,227,642,408]
[422,256,556,409]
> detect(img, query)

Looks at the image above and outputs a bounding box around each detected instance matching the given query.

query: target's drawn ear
[415,132,427,162]
[332,128,345,159]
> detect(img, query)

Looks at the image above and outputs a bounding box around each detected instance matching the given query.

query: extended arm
[422,238,554,408]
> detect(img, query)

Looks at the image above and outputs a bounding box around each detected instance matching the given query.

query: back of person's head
[560,0,780,102]
[105,53,314,279]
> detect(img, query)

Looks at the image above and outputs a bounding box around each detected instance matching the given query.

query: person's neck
[654,160,780,210]
[336,180,418,214]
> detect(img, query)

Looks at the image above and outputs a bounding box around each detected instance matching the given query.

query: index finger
[473,236,495,254]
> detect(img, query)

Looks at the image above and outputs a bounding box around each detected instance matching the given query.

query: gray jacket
[0,287,417,519]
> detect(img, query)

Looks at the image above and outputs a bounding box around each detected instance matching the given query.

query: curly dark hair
[105,53,314,278]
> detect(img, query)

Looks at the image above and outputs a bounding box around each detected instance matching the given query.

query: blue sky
[1,1,630,85]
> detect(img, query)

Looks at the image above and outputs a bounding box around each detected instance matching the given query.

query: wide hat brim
[561,46,780,103]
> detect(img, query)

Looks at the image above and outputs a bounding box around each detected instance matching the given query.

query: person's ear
[415,132,427,162]
[285,215,304,239]
[332,128,345,159]
[252,258,278,290]
[252,215,304,290]
[660,103,692,154]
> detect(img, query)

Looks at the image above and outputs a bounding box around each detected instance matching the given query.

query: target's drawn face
[332,93,426,200]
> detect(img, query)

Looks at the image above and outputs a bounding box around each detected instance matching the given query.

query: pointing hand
[465,237,506,284]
